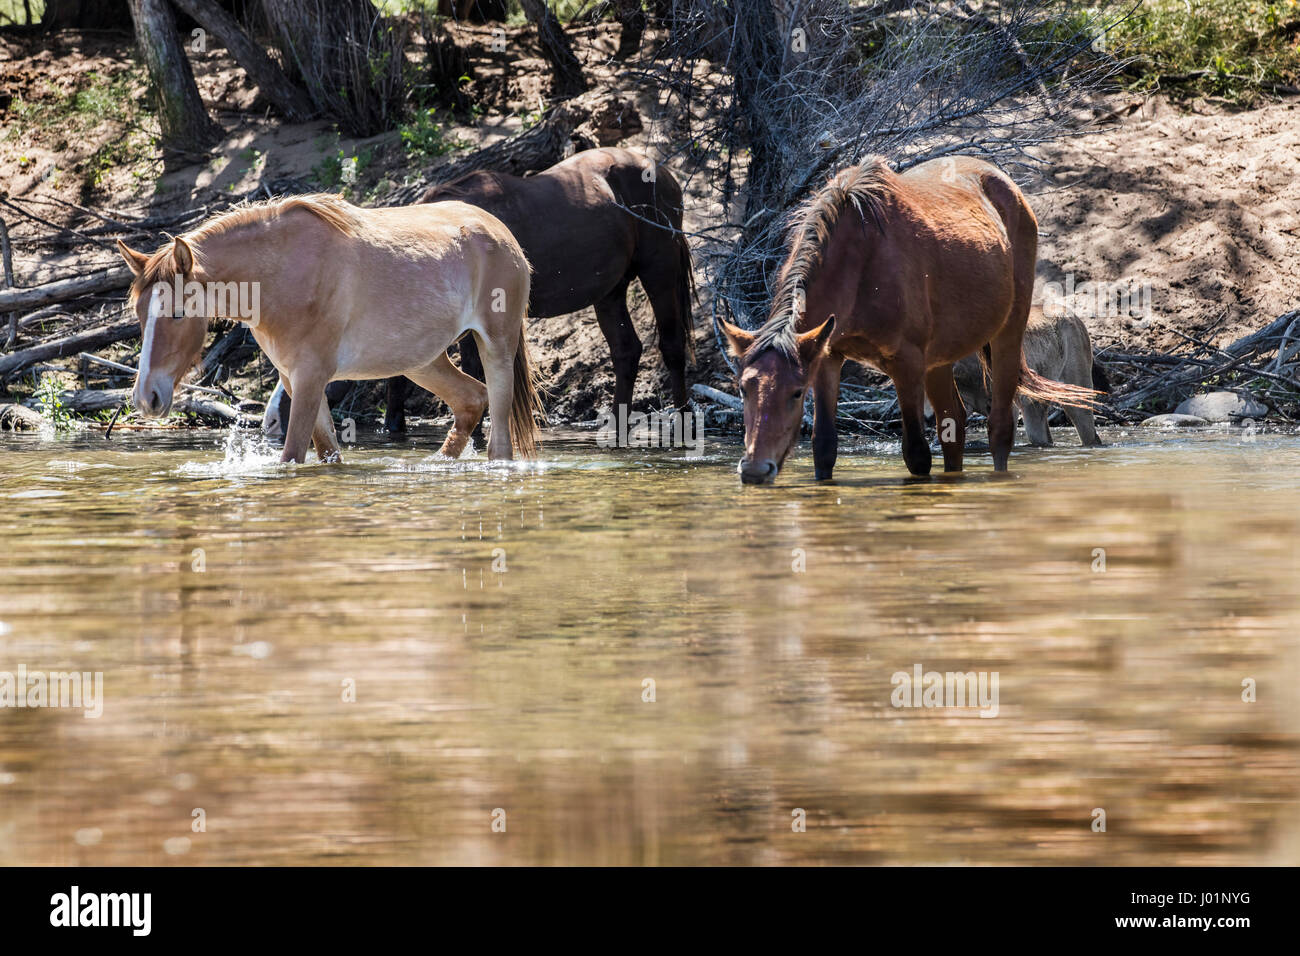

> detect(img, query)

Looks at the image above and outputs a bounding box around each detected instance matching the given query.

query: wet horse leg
[475,330,518,460]
[593,278,643,413]
[812,355,843,480]
[1021,398,1052,446]
[455,335,488,448]
[923,363,966,472]
[282,365,331,464]
[311,396,341,463]
[384,376,410,435]
[403,351,488,459]
[987,334,1023,471]
[890,351,932,476]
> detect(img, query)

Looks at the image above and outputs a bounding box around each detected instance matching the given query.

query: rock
[1174,391,1268,422]
[1141,413,1209,427]
[0,403,44,430]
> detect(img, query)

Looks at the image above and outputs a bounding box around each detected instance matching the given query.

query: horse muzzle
[133,376,174,418]
[739,458,779,485]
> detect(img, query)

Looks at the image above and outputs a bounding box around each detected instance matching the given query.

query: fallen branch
[0,266,133,313]
[0,317,138,380]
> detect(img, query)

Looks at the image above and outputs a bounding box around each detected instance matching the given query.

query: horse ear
[116,239,148,278]
[719,320,756,359]
[172,236,195,276]
[796,314,836,361]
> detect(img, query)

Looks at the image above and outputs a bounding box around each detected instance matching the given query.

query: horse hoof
[815,468,834,481]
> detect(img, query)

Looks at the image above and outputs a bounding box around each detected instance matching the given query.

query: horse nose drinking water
[116,194,544,463]
[720,156,1097,485]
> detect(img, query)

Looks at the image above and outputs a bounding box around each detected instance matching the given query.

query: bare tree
[262,0,409,137]
[171,0,315,122]
[519,0,588,99]
[643,0,1130,337]
[127,0,222,152]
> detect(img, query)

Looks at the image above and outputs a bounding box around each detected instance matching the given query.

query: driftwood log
[0,317,138,380]
[0,266,132,313]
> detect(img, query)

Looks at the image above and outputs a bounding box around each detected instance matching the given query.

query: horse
[116,194,543,463]
[719,156,1096,484]
[951,304,1106,447]
[383,146,695,435]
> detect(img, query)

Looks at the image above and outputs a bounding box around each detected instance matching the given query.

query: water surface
[1,424,1297,865]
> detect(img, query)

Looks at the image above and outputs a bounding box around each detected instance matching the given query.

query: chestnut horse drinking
[116,194,542,463]
[383,147,695,434]
[720,156,1095,484]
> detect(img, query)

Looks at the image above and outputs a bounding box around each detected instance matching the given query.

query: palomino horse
[721,156,1095,484]
[383,146,695,434]
[116,194,543,463]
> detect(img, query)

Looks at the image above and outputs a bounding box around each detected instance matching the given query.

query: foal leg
[890,351,932,476]
[454,335,488,449]
[593,279,644,413]
[812,356,843,480]
[403,352,488,459]
[923,363,966,472]
[1021,398,1052,447]
[1065,404,1102,447]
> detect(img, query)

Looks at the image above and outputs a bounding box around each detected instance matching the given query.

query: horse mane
[130,194,358,301]
[749,157,894,360]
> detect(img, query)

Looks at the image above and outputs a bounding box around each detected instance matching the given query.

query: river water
[1,424,1297,865]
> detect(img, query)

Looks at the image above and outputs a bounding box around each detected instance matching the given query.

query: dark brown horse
[720,156,1095,484]
[384,146,695,434]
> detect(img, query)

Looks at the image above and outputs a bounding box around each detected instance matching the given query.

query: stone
[1174,391,1268,422]
[1141,413,1209,427]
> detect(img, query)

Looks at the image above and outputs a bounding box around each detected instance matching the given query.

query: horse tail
[510,315,547,458]
[976,347,1102,409]
[1018,354,1102,409]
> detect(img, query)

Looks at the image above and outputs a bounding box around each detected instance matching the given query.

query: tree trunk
[518,0,587,99]
[127,0,222,152]
[170,0,314,122]
[614,0,645,60]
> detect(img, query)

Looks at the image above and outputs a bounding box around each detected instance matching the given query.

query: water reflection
[0,426,1297,864]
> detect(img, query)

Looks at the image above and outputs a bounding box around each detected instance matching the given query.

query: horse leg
[473,331,518,461]
[593,280,643,413]
[987,335,1024,471]
[455,334,488,449]
[923,363,966,472]
[282,366,330,464]
[891,353,932,476]
[1064,404,1102,446]
[384,377,409,435]
[812,355,843,480]
[311,395,342,463]
[637,266,690,409]
[403,352,488,459]
[1021,398,1052,446]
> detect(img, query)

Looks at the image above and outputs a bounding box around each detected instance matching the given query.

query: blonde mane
[130,194,358,302]
[749,158,895,360]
